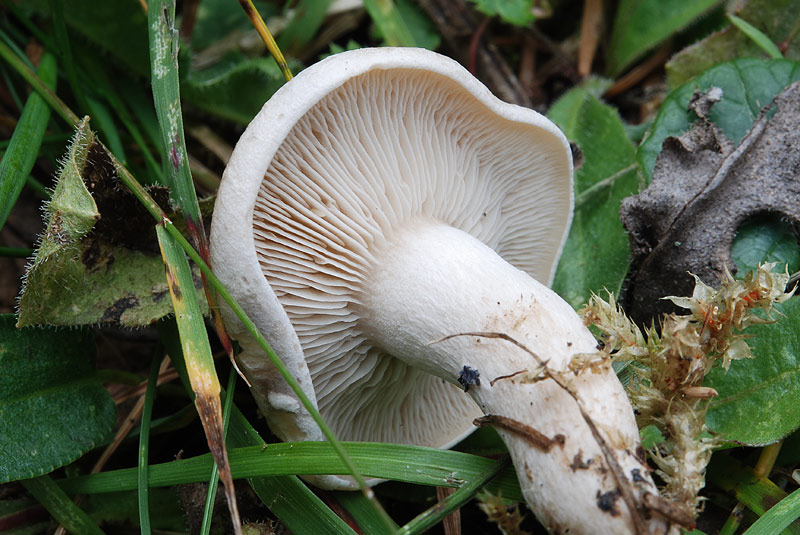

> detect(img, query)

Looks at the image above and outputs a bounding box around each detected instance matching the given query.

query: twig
[474,415,564,452]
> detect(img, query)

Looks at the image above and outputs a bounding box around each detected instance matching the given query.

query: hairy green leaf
[0,315,114,483]
[183,54,291,125]
[17,120,206,328]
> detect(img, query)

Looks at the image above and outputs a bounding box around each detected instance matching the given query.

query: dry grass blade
[237,0,293,81]
[156,223,242,535]
[578,0,603,77]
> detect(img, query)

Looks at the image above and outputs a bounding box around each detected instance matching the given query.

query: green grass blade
[709,454,800,535]
[148,0,203,231]
[238,0,293,81]
[397,456,511,535]
[49,0,88,111]
[0,46,384,529]
[21,475,106,535]
[742,487,800,535]
[138,353,164,535]
[159,321,358,535]
[58,443,522,501]
[0,37,77,126]
[155,223,242,535]
[160,220,394,532]
[200,371,237,535]
[0,51,56,231]
[728,15,784,60]
[335,491,400,533]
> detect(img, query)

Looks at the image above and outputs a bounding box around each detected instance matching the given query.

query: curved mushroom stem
[361,221,677,535]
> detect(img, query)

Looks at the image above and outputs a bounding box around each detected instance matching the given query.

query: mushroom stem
[361,220,673,534]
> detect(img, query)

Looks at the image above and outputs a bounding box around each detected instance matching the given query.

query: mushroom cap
[211,47,573,453]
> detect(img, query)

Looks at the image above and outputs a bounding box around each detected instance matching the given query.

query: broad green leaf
[549,89,639,308]
[705,296,800,445]
[731,217,800,276]
[704,219,800,446]
[468,0,535,26]
[17,119,206,328]
[638,58,800,181]
[0,315,114,483]
[666,0,800,88]
[607,0,722,76]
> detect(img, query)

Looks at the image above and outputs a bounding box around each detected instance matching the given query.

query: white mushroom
[210,47,675,534]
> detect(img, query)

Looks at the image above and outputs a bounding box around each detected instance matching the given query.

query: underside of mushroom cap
[211,47,574,454]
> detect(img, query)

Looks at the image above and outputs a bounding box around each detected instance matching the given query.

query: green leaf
[549,89,639,308]
[467,0,534,26]
[363,0,417,46]
[277,0,334,53]
[607,0,722,76]
[705,297,800,446]
[666,0,800,88]
[731,217,800,276]
[395,0,440,50]
[639,424,666,449]
[704,218,800,446]
[17,120,205,328]
[638,58,800,181]
[183,54,291,125]
[0,315,114,483]
[83,488,186,531]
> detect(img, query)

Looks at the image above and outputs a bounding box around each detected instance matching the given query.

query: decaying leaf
[621,81,800,325]
[18,117,207,328]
